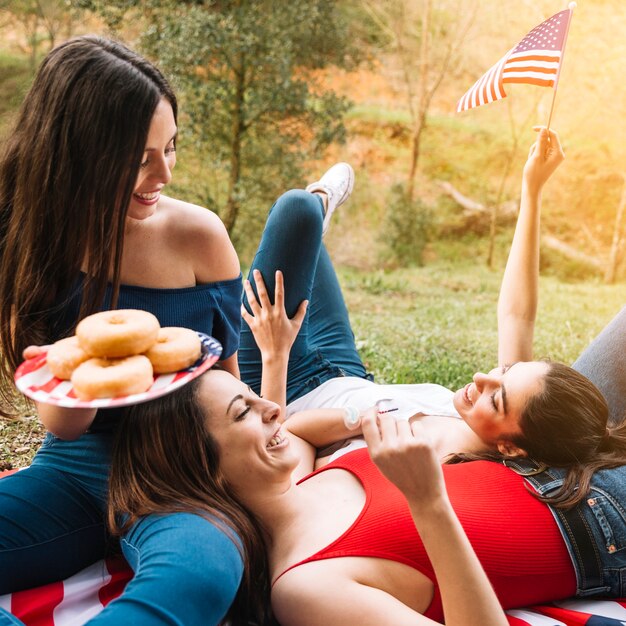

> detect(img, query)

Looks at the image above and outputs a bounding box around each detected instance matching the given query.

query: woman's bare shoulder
[159,196,240,283]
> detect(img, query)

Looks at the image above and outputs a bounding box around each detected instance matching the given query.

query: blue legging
[240,189,369,403]
[572,306,626,426]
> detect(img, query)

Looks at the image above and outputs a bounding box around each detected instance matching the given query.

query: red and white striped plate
[14,332,222,409]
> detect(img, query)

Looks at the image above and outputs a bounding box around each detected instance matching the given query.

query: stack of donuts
[46,310,202,400]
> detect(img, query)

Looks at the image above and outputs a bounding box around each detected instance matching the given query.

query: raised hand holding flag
[457,6,574,114]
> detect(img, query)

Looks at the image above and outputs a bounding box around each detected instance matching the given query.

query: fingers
[362,411,415,452]
[547,128,564,159]
[243,278,261,317]
[536,126,549,154]
[252,269,271,309]
[240,303,253,325]
[291,298,308,329]
[274,270,284,311]
[531,126,564,156]
[361,410,382,452]
[23,345,46,360]
[377,413,399,448]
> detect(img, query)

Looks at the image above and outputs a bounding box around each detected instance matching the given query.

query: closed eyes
[235,405,250,421]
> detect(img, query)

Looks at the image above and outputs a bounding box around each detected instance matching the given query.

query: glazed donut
[144,327,202,374]
[46,336,91,380]
[71,355,154,400]
[76,310,160,358]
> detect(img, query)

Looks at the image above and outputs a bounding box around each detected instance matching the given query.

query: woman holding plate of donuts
[0,36,261,626]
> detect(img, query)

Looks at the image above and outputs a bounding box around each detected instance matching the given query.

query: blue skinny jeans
[239,189,369,403]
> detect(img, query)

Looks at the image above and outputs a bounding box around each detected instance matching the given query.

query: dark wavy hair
[0,35,177,416]
[448,361,626,508]
[109,376,272,626]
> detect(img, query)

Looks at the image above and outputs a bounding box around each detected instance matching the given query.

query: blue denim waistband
[504,458,626,598]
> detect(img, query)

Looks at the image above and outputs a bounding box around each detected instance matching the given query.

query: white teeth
[465,385,472,405]
[135,191,159,200]
[267,432,284,448]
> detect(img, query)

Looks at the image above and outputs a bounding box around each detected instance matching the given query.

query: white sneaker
[305,162,355,235]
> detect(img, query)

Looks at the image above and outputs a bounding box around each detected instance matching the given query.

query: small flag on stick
[457,7,574,113]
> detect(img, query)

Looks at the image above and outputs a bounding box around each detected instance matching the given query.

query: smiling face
[128,98,177,220]
[453,361,549,450]
[198,370,299,494]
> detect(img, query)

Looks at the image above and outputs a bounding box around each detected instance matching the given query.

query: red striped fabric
[457,9,572,112]
[1,558,624,625]
[11,584,63,626]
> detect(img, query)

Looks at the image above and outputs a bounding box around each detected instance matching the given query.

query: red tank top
[277,449,576,621]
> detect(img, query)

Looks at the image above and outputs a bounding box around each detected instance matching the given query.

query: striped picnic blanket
[1,560,625,625]
[2,472,625,625]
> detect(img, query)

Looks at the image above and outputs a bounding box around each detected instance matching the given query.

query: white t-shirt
[286,376,461,462]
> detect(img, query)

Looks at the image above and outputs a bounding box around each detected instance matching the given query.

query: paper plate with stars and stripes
[14,332,222,409]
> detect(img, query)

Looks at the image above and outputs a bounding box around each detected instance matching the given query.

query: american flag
[457,8,573,113]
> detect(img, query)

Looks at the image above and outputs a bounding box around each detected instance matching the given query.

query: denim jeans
[239,189,369,403]
[0,430,242,626]
[556,304,626,597]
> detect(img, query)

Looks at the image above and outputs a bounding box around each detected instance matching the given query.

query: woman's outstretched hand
[523,127,565,195]
[241,269,308,363]
[362,411,445,506]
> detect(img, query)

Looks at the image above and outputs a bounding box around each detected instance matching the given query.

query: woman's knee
[270,189,324,233]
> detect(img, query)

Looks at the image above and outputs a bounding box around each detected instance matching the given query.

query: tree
[1,1,83,70]
[80,0,354,243]
[363,0,477,201]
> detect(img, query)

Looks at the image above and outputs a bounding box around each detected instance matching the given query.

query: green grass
[338,262,623,391]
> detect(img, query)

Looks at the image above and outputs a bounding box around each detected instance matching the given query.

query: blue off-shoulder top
[49,273,243,360]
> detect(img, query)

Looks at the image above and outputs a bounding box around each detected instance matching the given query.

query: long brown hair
[109,376,271,626]
[0,36,177,416]
[448,362,626,508]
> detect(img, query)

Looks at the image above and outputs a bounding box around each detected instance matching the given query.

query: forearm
[409,499,507,626]
[285,408,362,448]
[497,128,564,365]
[497,182,540,363]
[37,402,97,439]
[260,354,289,415]
[499,183,541,320]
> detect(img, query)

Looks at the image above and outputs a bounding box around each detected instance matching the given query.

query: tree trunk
[407,111,426,202]
[604,175,626,284]
[407,0,431,202]
[223,53,246,233]
[542,235,603,271]
[27,14,39,73]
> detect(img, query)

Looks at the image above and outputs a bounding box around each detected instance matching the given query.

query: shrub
[380,183,432,267]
